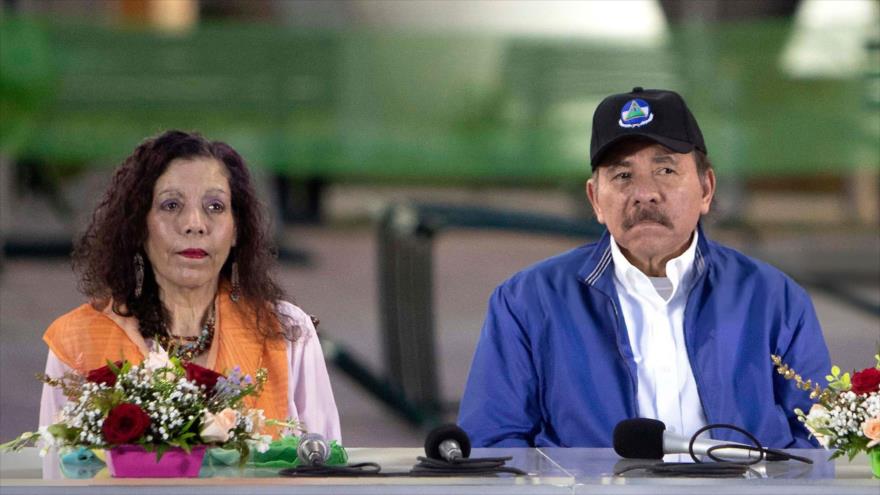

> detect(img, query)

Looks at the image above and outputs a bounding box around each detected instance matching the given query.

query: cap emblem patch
[619,99,653,128]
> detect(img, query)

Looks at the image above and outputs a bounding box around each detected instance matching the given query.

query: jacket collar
[580,223,711,293]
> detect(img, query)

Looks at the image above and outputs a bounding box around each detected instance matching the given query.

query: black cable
[690,423,764,465]
[615,461,758,478]
[410,456,527,476]
[278,462,387,477]
[689,423,812,465]
[278,457,529,478]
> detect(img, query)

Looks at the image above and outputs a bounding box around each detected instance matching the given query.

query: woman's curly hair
[73,130,290,341]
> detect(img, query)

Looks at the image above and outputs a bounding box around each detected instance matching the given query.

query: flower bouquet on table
[771,350,880,477]
[1,350,299,478]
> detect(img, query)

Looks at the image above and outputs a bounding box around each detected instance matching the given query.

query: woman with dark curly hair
[38,130,340,441]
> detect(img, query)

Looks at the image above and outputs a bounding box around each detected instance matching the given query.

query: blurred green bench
[5,18,874,183]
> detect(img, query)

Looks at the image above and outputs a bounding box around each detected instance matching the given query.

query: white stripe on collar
[585,246,612,286]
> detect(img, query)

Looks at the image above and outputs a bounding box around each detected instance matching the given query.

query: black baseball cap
[590,87,707,169]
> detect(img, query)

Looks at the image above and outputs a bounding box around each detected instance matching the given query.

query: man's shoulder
[499,240,603,291]
[705,240,802,290]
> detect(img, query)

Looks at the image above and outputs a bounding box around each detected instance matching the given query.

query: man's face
[586,141,715,274]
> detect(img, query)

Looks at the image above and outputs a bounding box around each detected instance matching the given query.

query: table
[0,448,876,495]
[545,448,877,495]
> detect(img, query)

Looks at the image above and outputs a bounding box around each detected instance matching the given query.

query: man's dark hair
[592,137,713,189]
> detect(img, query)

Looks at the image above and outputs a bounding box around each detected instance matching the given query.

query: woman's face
[144,157,236,296]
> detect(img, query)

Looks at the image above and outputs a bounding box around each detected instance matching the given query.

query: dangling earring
[134,253,144,298]
[230,260,240,302]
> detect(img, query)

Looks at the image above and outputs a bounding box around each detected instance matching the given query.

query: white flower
[248,434,272,453]
[200,408,238,443]
[143,348,173,375]
[246,409,266,433]
[37,426,58,448]
[803,404,832,448]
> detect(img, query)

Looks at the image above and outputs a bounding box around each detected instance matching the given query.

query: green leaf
[0,431,39,451]
[180,415,199,434]
[155,443,169,461]
[237,443,250,468]
[176,432,197,444]
[46,424,67,438]
[830,365,840,377]
[60,426,81,443]
[828,449,844,460]
[846,448,860,461]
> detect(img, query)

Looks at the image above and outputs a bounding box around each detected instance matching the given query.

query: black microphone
[297,433,330,466]
[424,424,472,463]
[613,418,770,461]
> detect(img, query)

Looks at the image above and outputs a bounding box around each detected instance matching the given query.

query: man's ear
[700,168,716,215]
[586,177,605,225]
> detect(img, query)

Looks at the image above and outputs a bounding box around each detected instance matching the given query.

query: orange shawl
[43,291,289,437]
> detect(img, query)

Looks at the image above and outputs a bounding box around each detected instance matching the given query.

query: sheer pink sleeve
[279,301,342,443]
[40,351,71,428]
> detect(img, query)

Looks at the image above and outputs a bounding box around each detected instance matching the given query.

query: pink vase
[106,445,207,478]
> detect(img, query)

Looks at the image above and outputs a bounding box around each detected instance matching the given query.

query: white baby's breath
[2,356,277,461]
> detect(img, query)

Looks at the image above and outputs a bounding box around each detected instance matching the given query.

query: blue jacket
[458,226,830,448]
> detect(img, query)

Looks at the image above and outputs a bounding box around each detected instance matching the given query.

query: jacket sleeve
[458,284,541,447]
[773,284,831,448]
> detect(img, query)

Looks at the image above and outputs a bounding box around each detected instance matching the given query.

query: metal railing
[375,202,604,425]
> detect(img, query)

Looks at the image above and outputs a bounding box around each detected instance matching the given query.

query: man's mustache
[623,207,672,230]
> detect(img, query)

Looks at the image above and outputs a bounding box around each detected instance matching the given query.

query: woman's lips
[178,249,208,259]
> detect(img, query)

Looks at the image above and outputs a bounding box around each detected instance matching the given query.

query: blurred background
[0,0,878,447]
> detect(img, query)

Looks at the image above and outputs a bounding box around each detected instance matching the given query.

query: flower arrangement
[771,351,880,462]
[1,350,297,465]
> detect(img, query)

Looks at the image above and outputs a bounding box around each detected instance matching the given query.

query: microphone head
[424,424,471,460]
[612,418,666,459]
[297,433,330,465]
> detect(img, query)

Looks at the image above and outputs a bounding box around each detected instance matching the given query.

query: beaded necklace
[156,302,216,362]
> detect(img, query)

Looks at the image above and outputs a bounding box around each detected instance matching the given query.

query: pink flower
[863,417,880,449]
[200,408,238,443]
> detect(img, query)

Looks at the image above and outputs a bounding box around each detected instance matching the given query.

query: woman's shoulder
[45,302,114,337]
[275,300,318,341]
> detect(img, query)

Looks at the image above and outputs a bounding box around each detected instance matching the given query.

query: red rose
[183,363,223,395]
[851,367,880,395]
[86,361,123,387]
[102,403,151,444]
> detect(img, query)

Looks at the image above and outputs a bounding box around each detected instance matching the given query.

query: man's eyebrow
[651,153,677,163]
[604,159,632,169]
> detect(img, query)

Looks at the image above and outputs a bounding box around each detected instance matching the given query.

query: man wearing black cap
[458,88,831,448]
